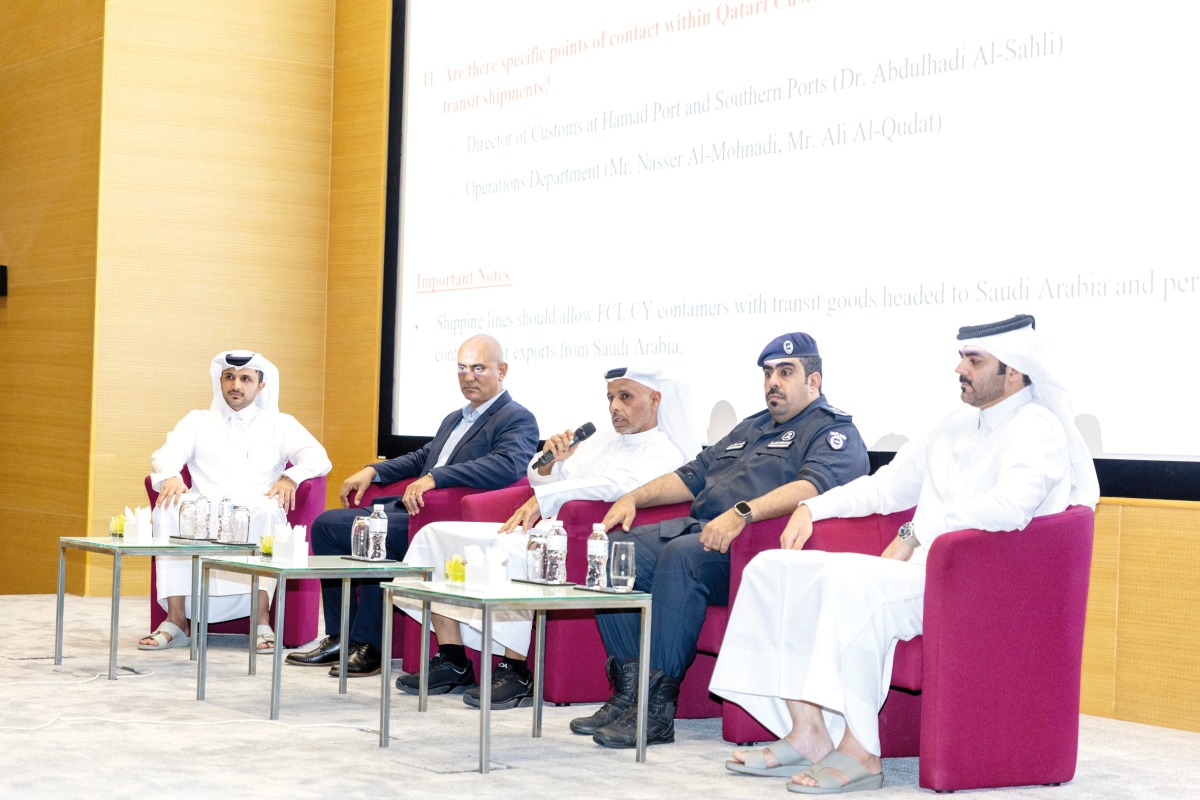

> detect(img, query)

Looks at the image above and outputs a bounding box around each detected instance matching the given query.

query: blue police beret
[758,332,819,366]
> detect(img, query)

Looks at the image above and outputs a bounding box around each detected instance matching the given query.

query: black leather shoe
[463,660,534,710]
[570,657,639,735]
[592,671,680,748]
[329,642,382,678]
[285,635,340,667]
[396,652,477,695]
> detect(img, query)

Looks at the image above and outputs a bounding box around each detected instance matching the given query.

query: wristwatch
[897,521,921,548]
[734,501,754,524]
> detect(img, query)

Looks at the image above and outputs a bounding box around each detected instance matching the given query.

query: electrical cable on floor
[0,668,155,687]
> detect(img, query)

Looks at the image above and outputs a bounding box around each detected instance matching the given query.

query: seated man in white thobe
[711,314,1099,794]
[393,367,698,710]
[140,351,331,653]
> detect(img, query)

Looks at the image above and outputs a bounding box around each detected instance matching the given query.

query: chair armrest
[460,484,536,523]
[357,478,416,508]
[286,475,327,530]
[919,505,1095,769]
[728,509,916,604]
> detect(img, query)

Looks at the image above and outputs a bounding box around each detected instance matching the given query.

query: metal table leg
[249,575,260,675]
[108,552,122,680]
[268,575,282,714]
[197,563,211,700]
[380,586,394,747]
[636,603,651,762]
[418,601,430,712]
[338,577,351,695]
[54,544,66,666]
[480,605,493,773]
[190,554,201,661]
[270,580,286,720]
[533,608,546,738]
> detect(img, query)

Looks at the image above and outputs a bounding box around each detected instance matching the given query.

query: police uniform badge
[827,431,847,450]
[768,430,796,449]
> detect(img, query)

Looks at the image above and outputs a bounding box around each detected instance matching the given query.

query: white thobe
[151,403,331,623]
[398,427,685,656]
[710,388,1074,754]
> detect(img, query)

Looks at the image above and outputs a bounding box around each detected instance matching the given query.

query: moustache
[959,378,971,388]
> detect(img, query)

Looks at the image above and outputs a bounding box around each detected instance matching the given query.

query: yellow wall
[324,0,394,507]
[1080,499,1200,733]
[0,0,105,595]
[0,0,387,596]
[88,1,337,596]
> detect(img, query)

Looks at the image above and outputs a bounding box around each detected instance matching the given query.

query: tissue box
[124,519,154,544]
[271,538,309,564]
[466,561,507,587]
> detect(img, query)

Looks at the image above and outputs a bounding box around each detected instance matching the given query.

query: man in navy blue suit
[286,334,539,676]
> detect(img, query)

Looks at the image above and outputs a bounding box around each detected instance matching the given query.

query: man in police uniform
[574,332,870,748]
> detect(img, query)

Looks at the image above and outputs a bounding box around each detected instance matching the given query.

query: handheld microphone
[534,422,596,467]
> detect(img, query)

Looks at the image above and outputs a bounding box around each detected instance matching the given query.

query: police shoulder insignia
[826,431,847,450]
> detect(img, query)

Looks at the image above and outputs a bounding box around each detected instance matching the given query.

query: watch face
[736,501,752,518]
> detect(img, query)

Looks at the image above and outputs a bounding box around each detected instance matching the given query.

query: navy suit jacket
[370,390,538,491]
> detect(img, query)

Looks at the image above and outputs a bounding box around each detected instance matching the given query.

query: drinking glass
[351,516,370,558]
[609,541,636,592]
[178,499,197,539]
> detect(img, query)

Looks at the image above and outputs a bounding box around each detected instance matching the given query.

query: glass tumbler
[609,541,636,592]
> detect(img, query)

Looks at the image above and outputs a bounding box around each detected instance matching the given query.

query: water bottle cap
[592,523,605,532]
[373,504,384,511]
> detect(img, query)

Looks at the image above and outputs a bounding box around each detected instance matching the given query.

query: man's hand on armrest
[499,495,542,533]
[339,466,378,508]
[156,476,188,508]
[266,475,298,511]
[402,474,437,515]
[779,503,814,550]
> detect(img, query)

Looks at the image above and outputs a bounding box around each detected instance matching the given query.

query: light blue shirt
[431,392,504,468]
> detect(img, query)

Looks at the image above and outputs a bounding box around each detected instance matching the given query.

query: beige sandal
[255,624,276,654]
[138,621,190,650]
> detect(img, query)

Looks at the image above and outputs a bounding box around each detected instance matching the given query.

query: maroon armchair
[721,505,1095,792]
[359,477,528,669]
[144,467,327,648]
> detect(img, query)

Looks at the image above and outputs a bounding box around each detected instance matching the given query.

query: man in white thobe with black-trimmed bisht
[140,350,331,654]
[711,315,1099,794]
[395,366,700,710]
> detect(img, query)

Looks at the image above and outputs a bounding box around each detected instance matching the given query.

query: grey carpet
[2,594,1197,798]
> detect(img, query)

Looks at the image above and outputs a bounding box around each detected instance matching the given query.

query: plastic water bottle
[216,495,235,543]
[526,529,547,581]
[194,495,212,539]
[351,516,370,558]
[586,523,608,588]
[367,504,388,560]
[544,521,568,584]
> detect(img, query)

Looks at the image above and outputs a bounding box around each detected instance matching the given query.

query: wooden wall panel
[1079,503,1119,717]
[0,0,103,70]
[89,1,337,596]
[0,0,103,595]
[1113,502,1200,731]
[324,0,394,507]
